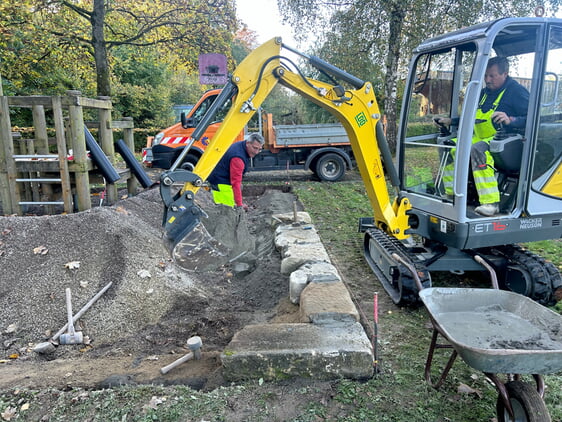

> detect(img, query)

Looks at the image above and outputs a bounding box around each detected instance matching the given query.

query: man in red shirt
[207,133,264,210]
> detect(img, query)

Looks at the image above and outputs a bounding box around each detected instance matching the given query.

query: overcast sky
[235,0,298,46]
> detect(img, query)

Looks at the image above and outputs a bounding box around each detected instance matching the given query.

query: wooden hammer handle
[160,352,194,375]
[52,282,113,341]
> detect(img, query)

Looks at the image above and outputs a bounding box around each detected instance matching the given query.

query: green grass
[293,178,562,421]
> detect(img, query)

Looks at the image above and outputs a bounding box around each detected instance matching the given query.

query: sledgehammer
[160,336,202,375]
[59,288,83,345]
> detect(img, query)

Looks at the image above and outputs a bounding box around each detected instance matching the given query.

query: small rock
[33,342,56,354]
[5,323,17,334]
[3,338,18,349]
[137,269,151,279]
[232,262,252,276]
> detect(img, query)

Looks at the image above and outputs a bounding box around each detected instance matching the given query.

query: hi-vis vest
[473,89,506,141]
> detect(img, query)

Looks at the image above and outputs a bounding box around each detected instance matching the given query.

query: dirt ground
[0,170,321,392]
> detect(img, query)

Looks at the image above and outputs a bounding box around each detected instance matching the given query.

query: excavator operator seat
[489,134,524,175]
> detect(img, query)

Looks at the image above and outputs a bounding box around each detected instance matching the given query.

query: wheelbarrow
[393,253,562,421]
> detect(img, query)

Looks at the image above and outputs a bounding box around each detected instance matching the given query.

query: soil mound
[0,185,299,389]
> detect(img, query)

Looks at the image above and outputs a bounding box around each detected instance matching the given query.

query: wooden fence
[0,90,139,215]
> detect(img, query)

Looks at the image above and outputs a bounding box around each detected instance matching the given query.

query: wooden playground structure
[0,90,149,215]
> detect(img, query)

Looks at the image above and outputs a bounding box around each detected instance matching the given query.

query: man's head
[245,132,264,158]
[485,56,509,91]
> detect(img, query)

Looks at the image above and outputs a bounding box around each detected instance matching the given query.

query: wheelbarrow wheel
[496,381,551,422]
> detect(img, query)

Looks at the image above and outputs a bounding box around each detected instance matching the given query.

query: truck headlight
[153,132,164,146]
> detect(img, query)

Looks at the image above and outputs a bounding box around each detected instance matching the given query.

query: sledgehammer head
[187,336,202,359]
[60,330,83,345]
[159,336,203,375]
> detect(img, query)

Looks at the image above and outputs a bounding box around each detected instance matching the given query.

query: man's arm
[230,157,246,209]
[494,82,530,128]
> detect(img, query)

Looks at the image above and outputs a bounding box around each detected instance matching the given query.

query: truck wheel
[315,153,346,182]
[180,154,199,172]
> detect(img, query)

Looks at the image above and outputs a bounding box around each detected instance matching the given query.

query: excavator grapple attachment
[160,169,228,270]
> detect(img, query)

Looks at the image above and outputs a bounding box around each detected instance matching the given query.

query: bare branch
[59,0,92,21]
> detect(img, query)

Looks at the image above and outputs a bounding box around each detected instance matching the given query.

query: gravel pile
[0,188,198,356]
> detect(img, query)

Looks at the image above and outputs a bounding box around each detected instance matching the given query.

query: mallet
[160,336,202,375]
[59,288,83,345]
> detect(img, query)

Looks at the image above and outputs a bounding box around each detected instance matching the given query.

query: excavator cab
[386,18,562,303]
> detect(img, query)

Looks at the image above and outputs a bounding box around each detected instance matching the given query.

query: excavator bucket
[169,220,228,271]
[160,169,228,271]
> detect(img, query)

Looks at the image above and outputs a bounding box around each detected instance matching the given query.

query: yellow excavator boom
[160,37,411,251]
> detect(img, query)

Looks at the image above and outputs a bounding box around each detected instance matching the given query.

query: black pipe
[376,121,400,188]
[114,138,154,188]
[308,56,365,89]
[83,126,121,184]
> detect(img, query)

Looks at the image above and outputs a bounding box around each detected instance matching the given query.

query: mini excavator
[160,17,562,305]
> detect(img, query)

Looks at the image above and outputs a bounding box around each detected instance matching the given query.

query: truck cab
[142,89,244,170]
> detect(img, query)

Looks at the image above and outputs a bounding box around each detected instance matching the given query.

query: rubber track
[365,228,431,304]
[491,244,556,305]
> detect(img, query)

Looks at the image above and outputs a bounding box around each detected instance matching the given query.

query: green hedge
[406,122,437,137]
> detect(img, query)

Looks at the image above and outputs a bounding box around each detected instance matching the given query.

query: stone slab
[221,323,373,381]
[271,212,312,226]
[274,224,322,249]
[299,281,359,324]
[280,243,331,274]
[289,261,341,304]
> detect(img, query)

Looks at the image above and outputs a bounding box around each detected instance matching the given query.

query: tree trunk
[92,0,111,97]
[382,6,405,153]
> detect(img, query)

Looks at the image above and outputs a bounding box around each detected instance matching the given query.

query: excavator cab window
[532,26,562,203]
[400,22,553,219]
[401,47,476,198]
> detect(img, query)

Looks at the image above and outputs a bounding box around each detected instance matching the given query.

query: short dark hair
[246,132,264,145]
[487,56,509,74]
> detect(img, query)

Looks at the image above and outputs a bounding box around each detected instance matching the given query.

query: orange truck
[142,89,354,181]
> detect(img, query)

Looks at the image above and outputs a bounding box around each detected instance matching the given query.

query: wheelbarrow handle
[391,253,424,292]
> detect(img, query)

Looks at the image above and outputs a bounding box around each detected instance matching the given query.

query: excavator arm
[160,37,411,253]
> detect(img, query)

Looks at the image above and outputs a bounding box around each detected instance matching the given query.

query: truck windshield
[191,94,233,126]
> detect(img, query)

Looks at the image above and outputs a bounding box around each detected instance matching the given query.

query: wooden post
[52,96,73,213]
[0,95,20,215]
[32,104,54,213]
[122,117,138,195]
[66,90,91,211]
[97,96,117,205]
[17,138,32,204]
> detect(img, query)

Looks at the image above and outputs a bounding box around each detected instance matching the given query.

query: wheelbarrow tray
[419,288,562,374]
